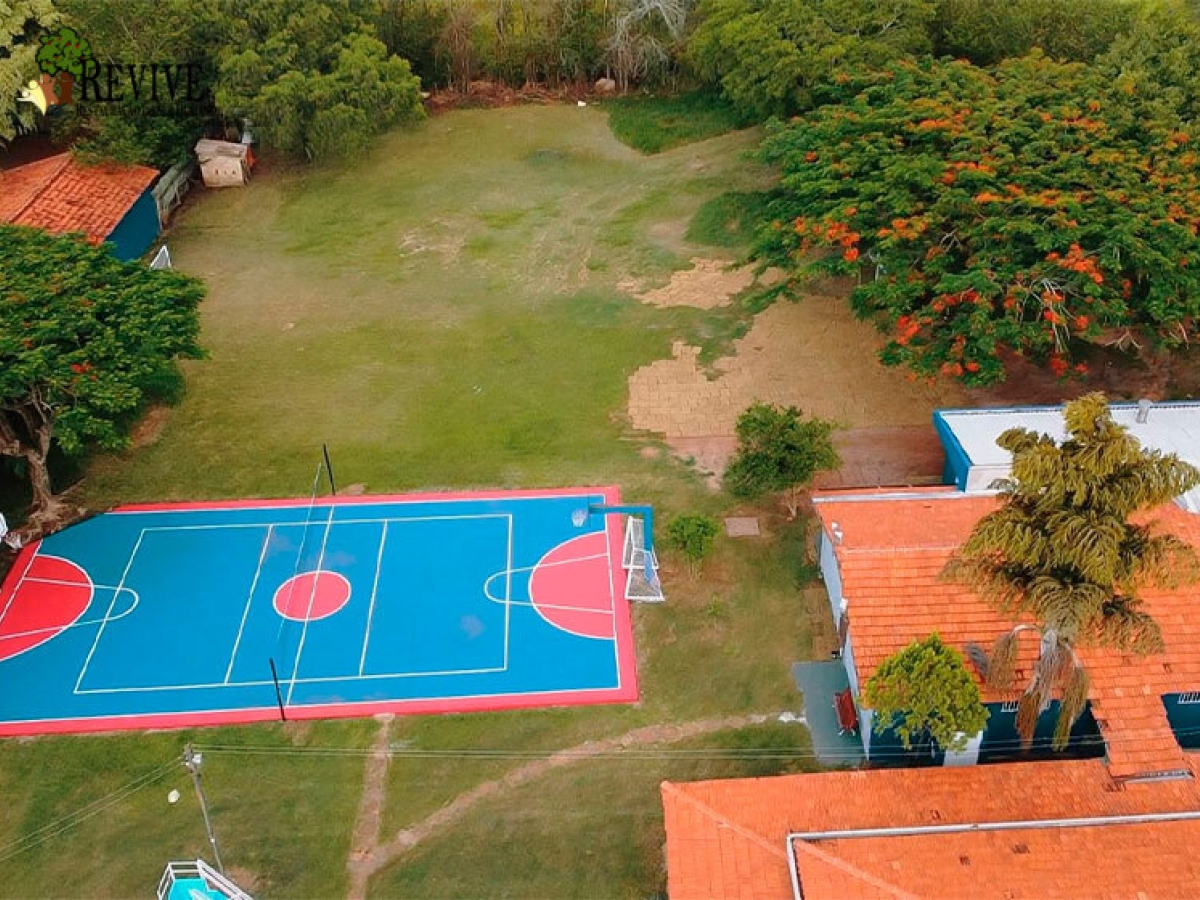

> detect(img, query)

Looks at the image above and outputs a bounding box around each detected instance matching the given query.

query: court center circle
[273,571,351,621]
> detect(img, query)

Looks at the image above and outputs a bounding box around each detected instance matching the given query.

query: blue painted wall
[932,410,971,489]
[105,188,160,261]
[865,700,1104,767]
[977,701,1104,764]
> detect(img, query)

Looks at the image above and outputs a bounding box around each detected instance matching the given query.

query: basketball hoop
[0,514,18,551]
[0,513,22,550]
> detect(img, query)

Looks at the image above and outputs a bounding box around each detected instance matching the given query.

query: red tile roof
[813,489,1200,779]
[0,153,157,243]
[662,759,1200,899]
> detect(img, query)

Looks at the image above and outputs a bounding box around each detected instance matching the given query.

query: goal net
[622,516,664,603]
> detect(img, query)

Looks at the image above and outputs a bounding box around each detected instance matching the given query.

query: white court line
[74,663,509,694]
[605,513,620,687]
[285,504,336,706]
[139,512,512,534]
[358,521,389,676]
[223,525,274,684]
[0,550,40,629]
[503,514,513,669]
[8,679,626,729]
[111,493,604,516]
[74,530,145,693]
[67,500,604,697]
[481,552,610,601]
[0,588,140,667]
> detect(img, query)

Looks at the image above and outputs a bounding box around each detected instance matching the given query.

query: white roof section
[937,402,1200,512]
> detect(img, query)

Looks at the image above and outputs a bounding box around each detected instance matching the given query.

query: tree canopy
[723,402,839,518]
[688,0,936,119]
[947,393,1200,651]
[213,2,425,161]
[862,633,989,752]
[931,0,1137,67]
[754,54,1200,385]
[0,226,204,525]
[55,0,424,165]
[0,0,61,143]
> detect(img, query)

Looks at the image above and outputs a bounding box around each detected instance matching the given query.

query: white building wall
[943,730,984,766]
[818,528,844,619]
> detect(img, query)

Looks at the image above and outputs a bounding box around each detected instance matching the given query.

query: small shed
[194,139,254,188]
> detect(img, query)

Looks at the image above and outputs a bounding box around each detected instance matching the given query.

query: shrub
[863,633,989,752]
[665,514,720,575]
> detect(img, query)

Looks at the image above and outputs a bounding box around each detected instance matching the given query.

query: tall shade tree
[56,0,220,167]
[688,0,935,119]
[862,633,989,753]
[931,0,1137,67]
[0,226,204,528]
[943,393,1200,748]
[0,0,61,143]
[215,0,425,161]
[755,54,1200,385]
[1094,0,1200,125]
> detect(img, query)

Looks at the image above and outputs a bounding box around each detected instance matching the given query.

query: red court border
[0,486,640,737]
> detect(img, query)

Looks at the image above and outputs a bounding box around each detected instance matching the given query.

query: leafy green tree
[724,403,839,519]
[0,0,62,143]
[34,24,92,102]
[376,0,451,86]
[932,0,1137,66]
[0,226,204,528]
[944,394,1200,748]
[665,514,720,576]
[755,54,1200,386]
[1094,0,1200,125]
[215,3,425,161]
[56,0,219,167]
[688,0,936,119]
[863,633,989,752]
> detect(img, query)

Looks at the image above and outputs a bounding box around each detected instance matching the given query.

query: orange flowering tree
[755,54,1200,385]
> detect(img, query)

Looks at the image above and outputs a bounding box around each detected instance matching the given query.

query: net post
[640,508,655,582]
[268,657,287,722]
[322,444,337,496]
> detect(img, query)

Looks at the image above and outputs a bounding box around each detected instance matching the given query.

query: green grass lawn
[370,724,820,899]
[0,105,834,898]
[606,91,748,154]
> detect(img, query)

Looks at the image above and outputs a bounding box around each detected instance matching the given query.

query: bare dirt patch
[628,257,756,309]
[130,406,170,448]
[225,867,261,897]
[627,295,967,484]
[628,296,966,437]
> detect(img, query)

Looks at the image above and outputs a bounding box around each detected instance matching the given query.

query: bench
[834,688,859,735]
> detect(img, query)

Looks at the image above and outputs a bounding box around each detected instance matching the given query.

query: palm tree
[943,393,1200,749]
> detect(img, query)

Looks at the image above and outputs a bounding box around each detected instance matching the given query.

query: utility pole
[183,743,225,874]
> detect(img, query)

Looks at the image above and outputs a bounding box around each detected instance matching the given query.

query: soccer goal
[573,502,665,603]
[621,515,664,602]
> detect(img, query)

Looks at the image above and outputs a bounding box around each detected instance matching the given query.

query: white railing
[153,161,197,227]
[157,859,254,900]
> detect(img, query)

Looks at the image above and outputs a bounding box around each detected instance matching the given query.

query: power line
[189,716,1200,762]
[0,759,177,864]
